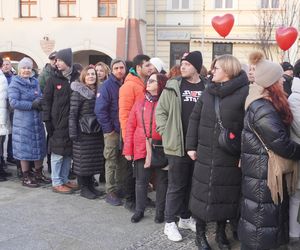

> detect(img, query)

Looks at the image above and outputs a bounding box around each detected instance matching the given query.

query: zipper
[206,121,218,214]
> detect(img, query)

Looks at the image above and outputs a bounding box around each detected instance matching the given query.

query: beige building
[0,0,146,70]
[145,0,300,70]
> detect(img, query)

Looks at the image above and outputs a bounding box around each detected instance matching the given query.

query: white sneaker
[164,222,183,242]
[178,217,196,232]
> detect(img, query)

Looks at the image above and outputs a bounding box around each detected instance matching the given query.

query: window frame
[98,0,117,17]
[212,43,233,60]
[260,0,280,9]
[169,0,192,10]
[170,42,190,68]
[58,0,77,17]
[214,0,233,9]
[19,0,37,18]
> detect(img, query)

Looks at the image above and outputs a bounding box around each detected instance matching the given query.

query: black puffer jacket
[69,81,104,176]
[42,68,80,156]
[186,71,249,222]
[238,98,300,250]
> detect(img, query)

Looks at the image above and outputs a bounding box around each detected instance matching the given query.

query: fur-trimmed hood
[70,81,96,99]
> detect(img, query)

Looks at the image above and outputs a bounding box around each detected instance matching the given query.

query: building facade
[145,0,300,70]
[0,0,146,70]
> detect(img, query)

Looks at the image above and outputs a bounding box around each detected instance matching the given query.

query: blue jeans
[51,153,71,187]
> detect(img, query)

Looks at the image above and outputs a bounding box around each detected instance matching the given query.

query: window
[170,43,189,68]
[20,0,37,18]
[261,0,279,8]
[215,0,233,9]
[98,0,117,17]
[58,0,76,17]
[212,43,233,59]
[171,0,190,10]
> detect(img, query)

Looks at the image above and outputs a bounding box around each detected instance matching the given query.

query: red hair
[265,82,293,126]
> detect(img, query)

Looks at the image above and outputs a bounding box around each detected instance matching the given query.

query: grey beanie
[254,59,283,88]
[56,48,73,67]
[18,57,33,70]
[110,58,126,69]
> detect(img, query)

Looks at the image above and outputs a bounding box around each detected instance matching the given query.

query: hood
[70,81,95,99]
[245,83,269,110]
[291,77,300,94]
[207,70,249,98]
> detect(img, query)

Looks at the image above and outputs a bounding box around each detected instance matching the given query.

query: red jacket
[123,97,162,160]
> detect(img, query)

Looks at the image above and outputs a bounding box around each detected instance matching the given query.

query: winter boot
[215,221,230,250]
[22,171,39,188]
[87,176,104,197]
[195,220,211,250]
[0,158,12,177]
[34,167,52,184]
[80,176,97,199]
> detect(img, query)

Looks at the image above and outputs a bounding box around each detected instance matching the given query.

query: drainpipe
[201,1,205,52]
[154,0,157,56]
[125,0,130,60]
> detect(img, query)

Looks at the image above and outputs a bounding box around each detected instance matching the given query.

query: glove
[32,99,42,111]
[45,121,54,137]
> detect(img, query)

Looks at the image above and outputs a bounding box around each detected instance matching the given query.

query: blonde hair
[95,62,110,80]
[215,54,241,79]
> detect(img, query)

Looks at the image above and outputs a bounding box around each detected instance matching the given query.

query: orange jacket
[119,73,145,140]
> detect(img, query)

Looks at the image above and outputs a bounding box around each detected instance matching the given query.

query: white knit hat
[150,57,166,73]
[18,57,33,70]
[254,59,283,88]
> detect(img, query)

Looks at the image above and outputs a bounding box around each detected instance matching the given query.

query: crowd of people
[0,47,300,250]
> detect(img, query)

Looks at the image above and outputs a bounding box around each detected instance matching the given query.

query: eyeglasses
[147,79,158,84]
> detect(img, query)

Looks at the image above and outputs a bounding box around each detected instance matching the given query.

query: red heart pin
[211,14,234,38]
[229,132,236,140]
[57,84,62,90]
[275,27,298,51]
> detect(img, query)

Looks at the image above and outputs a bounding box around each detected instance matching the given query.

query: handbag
[214,96,241,156]
[142,100,168,168]
[249,122,298,204]
[79,114,101,134]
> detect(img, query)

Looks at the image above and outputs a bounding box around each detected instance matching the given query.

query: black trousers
[165,154,194,223]
[135,159,168,214]
[124,160,136,202]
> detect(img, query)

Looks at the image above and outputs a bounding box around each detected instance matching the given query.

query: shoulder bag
[249,121,298,204]
[142,100,168,168]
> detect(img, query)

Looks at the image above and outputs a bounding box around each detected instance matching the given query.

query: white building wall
[0,0,143,69]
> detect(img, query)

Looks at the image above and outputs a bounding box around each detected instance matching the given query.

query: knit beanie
[180,51,203,73]
[18,57,33,70]
[48,51,57,60]
[56,48,73,67]
[150,57,165,73]
[281,61,293,72]
[255,59,283,88]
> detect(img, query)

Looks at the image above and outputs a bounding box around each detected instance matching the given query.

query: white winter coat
[0,70,9,136]
[288,77,300,188]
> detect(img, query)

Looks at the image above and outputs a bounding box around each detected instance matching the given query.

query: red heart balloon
[276,27,298,51]
[211,14,234,38]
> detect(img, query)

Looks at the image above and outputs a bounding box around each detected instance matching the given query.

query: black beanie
[56,48,73,67]
[180,51,203,74]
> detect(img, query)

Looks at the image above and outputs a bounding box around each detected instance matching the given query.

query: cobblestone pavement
[1,164,300,250]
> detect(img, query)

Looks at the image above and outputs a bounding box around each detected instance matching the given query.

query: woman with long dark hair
[123,72,168,223]
[238,52,300,250]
